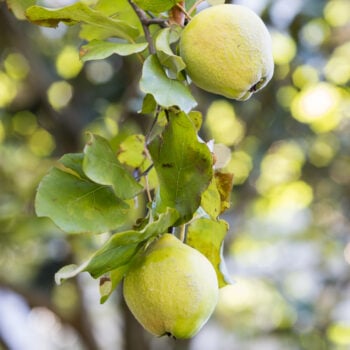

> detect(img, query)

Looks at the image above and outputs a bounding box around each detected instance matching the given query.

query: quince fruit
[179,4,274,100]
[123,234,219,338]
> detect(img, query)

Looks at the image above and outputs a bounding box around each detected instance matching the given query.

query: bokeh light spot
[270,181,313,211]
[12,111,38,136]
[217,279,295,331]
[85,61,114,84]
[300,19,330,47]
[324,41,350,85]
[47,81,73,110]
[0,71,17,107]
[271,31,297,65]
[324,0,350,27]
[205,100,245,147]
[291,83,342,132]
[56,46,83,79]
[309,134,338,167]
[256,141,305,194]
[292,65,319,89]
[4,53,30,81]
[327,323,350,345]
[277,85,298,109]
[28,128,56,157]
[224,150,252,185]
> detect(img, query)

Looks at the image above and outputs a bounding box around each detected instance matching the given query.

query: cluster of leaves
[10,0,232,302]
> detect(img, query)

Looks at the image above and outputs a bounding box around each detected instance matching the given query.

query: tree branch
[128,0,168,55]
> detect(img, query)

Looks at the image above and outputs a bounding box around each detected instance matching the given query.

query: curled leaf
[186,218,231,288]
[140,55,197,113]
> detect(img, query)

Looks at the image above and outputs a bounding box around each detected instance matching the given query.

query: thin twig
[128,0,156,54]
[128,0,168,54]
[145,105,161,144]
[136,163,154,180]
[143,147,155,204]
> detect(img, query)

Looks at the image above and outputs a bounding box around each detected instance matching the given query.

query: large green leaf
[133,0,182,13]
[25,2,139,42]
[80,40,148,61]
[35,153,132,234]
[140,55,197,113]
[186,218,231,288]
[55,208,179,285]
[149,111,213,223]
[94,0,142,32]
[83,134,143,200]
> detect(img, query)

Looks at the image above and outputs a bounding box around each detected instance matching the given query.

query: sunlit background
[1,0,350,349]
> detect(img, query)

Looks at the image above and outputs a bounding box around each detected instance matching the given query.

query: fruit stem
[169,2,186,26]
[171,225,187,241]
[173,2,192,23]
[179,224,186,242]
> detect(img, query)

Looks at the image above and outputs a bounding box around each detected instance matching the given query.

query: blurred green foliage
[0,0,350,349]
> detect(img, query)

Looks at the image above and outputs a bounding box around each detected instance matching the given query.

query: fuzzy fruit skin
[179,4,274,100]
[123,234,219,339]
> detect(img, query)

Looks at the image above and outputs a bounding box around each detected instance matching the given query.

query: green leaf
[133,0,182,13]
[200,178,222,220]
[140,55,197,113]
[94,0,142,32]
[155,27,186,79]
[6,0,35,20]
[99,266,128,303]
[80,40,148,62]
[99,275,113,303]
[140,94,157,115]
[149,111,213,223]
[117,134,146,168]
[186,218,231,288]
[188,110,203,131]
[35,153,132,234]
[83,134,143,200]
[55,262,89,285]
[78,1,142,49]
[84,207,179,278]
[25,2,139,42]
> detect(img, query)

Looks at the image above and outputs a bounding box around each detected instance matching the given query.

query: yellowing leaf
[187,218,231,288]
